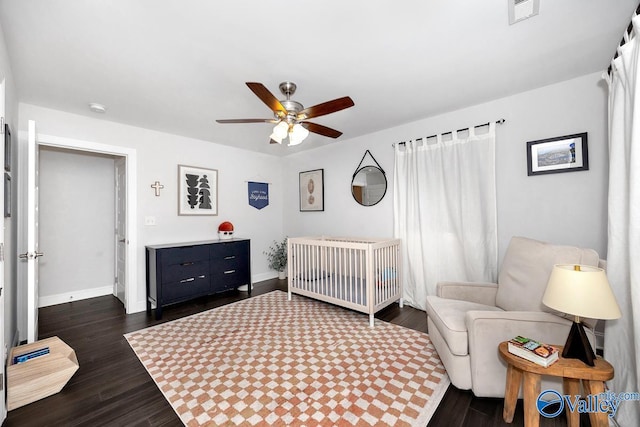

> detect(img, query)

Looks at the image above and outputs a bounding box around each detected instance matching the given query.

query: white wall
[17,104,285,327]
[0,20,19,349]
[38,147,115,306]
[284,72,609,262]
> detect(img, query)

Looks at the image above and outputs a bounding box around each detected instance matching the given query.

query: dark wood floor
[4,280,587,426]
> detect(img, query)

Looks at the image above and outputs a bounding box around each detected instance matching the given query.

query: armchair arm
[466,310,579,350]
[437,281,498,306]
[464,310,596,398]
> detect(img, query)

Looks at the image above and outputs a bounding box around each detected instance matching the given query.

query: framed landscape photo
[526,133,588,176]
[178,165,218,215]
[299,169,324,212]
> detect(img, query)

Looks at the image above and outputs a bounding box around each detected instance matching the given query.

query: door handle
[118,239,126,243]
[19,252,44,260]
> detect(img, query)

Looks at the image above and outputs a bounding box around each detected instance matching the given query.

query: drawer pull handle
[181,262,195,266]
[180,277,195,283]
[198,275,206,279]
[224,256,236,260]
[224,270,236,274]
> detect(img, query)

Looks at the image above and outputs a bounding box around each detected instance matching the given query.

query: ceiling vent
[508,0,540,25]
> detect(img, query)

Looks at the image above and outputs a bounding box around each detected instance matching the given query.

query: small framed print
[527,133,589,176]
[299,169,324,212]
[178,165,218,215]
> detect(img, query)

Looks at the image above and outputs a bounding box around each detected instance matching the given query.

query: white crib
[287,236,403,327]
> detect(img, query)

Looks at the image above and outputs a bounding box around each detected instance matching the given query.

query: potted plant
[264,238,288,279]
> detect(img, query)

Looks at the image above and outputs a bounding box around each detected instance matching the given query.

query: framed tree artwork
[178,165,218,215]
[299,169,324,212]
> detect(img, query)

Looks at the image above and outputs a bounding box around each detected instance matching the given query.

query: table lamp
[542,264,621,366]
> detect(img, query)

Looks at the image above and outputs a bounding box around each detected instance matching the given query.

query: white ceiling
[0,1,636,156]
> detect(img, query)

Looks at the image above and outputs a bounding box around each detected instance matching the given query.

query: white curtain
[393,123,498,310]
[604,14,640,427]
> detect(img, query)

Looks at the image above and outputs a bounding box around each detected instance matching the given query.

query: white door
[114,157,126,305]
[0,79,7,423]
[23,120,41,343]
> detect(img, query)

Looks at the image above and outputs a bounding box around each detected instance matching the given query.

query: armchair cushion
[425,295,502,356]
[495,236,599,312]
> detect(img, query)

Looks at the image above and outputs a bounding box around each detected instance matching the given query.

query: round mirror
[351,166,387,206]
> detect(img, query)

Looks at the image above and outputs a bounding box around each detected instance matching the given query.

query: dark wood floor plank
[3,279,580,426]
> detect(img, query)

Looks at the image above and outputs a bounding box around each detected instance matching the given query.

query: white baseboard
[252,272,280,282]
[38,286,113,308]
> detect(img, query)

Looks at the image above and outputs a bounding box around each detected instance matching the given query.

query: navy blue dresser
[146,239,251,319]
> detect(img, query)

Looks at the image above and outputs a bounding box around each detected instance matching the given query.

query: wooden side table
[7,336,79,410]
[498,341,613,427]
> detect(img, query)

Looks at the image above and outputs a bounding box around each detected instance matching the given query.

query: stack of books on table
[508,336,559,367]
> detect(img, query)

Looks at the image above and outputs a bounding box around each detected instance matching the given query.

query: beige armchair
[425,236,599,398]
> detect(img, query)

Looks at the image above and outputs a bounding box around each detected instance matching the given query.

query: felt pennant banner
[248,181,269,210]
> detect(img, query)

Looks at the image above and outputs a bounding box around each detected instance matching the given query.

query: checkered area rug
[125,291,449,426]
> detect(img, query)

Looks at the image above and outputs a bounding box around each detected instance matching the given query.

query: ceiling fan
[216,82,355,146]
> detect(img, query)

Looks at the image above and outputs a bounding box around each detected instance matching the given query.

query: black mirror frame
[351,165,387,207]
[351,150,387,207]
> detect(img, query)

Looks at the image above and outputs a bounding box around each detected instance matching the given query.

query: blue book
[13,347,50,364]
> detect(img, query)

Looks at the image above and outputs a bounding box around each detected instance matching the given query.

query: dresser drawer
[161,245,210,267]
[162,261,209,284]
[211,265,249,290]
[162,275,210,303]
[210,241,249,261]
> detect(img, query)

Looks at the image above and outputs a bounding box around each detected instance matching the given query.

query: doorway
[21,127,138,343]
[38,147,126,307]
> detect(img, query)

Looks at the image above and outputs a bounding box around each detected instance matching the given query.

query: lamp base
[562,321,596,366]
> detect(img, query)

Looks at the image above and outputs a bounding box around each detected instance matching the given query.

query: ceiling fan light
[272,122,288,138]
[288,124,309,146]
[269,132,283,144]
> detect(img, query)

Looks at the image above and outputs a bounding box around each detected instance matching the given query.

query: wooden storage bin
[7,336,79,410]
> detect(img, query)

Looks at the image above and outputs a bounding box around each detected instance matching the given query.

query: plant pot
[278,271,286,280]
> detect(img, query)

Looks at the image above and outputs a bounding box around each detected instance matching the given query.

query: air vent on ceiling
[508,0,539,25]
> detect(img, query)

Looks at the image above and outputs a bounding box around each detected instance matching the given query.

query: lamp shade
[542,264,621,320]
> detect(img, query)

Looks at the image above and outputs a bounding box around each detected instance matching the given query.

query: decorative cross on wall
[151,181,164,196]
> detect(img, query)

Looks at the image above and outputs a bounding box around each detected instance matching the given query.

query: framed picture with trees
[178,165,218,215]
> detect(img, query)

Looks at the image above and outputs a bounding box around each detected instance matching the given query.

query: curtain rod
[393,118,505,147]
[607,2,640,75]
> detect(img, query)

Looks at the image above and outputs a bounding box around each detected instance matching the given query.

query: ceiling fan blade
[246,82,287,115]
[302,122,343,139]
[216,119,277,124]
[298,96,354,120]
